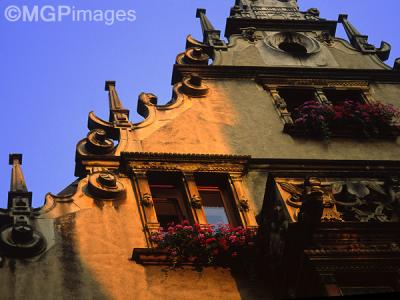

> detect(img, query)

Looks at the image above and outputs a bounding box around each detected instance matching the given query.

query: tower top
[230,0,302,20]
[225,0,336,38]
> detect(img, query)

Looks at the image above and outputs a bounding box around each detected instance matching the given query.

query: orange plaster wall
[140,82,238,155]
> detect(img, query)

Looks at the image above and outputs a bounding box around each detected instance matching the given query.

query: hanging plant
[292,100,335,141]
[149,221,256,270]
[291,100,400,141]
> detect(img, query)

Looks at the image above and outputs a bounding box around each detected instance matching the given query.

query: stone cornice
[172,65,400,84]
[225,18,338,38]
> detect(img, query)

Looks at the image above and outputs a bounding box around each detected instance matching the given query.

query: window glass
[278,88,316,112]
[153,197,183,228]
[200,190,229,225]
[324,89,364,104]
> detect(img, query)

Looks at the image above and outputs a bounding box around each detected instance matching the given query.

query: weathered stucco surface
[1,177,271,300]
[214,32,389,70]
[138,79,400,161]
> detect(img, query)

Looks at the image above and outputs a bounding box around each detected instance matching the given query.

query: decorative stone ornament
[0,223,46,258]
[85,129,115,155]
[190,195,203,209]
[0,154,46,258]
[181,74,209,97]
[141,193,154,207]
[176,47,209,65]
[239,198,250,212]
[265,32,321,57]
[88,172,125,199]
[394,58,400,71]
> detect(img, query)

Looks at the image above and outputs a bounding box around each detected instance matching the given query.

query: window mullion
[315,88,331,105]
[267,86,294,125]
[133,170,160,233]
[182,172,208,226]
[228,173,258,229]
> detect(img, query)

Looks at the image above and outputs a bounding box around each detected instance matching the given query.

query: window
[151,189,185,228]
[324,89,365,104]
[195,173,240,226]
[130,153,258,238]
[263,82,397,139]
[278,88,317,113]
[147,172,190,228]
[199,189,229,224]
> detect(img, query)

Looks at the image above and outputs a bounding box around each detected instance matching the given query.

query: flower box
[132,222,256,269]
[284,122,400,139]
[286,100,400,141]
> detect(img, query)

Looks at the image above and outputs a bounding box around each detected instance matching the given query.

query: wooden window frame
[132,169,258,244]
[198,186,238,226]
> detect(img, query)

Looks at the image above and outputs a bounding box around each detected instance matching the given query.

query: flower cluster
[150,221,256,268]
[293,101,334,141]
[293,100,400,140]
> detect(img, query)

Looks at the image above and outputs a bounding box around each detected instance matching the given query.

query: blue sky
[0,0,399,208]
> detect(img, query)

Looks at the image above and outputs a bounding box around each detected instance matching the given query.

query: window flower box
[286,100,400,141]
[132,221,256,270]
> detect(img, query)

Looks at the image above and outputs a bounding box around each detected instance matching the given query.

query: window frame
[127,153,258,244]
[261,79,378,138]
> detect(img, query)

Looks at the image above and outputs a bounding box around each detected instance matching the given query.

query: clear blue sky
[1,0,399,208]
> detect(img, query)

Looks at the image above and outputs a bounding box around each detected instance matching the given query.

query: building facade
[1,0,400,298]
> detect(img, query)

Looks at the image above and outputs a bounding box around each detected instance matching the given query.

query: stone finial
[104,80,130,126]
[196,8,227,49]
[9,153,28,194]
[339,14,391,61]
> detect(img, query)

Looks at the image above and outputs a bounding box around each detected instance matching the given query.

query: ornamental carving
[276,177,400,223]
[262,79,369,88]
[190,195,203,209]
[141,193,154,207]
[181,74,209,97]
[264,32,321,57]
[176,47,209,65]
[87,172,125,200]
[85,129,115,155]
[239,198,250,212]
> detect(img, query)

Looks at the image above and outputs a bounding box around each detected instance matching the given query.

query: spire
[105,81,131,127]
[8,154,32,207]
[1,154,46,257]
[196,9,227,49]
[9,154,28,193]
[339,15,391,61]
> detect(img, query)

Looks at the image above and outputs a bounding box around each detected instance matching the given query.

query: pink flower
[229,235,237,243]
[206,238,216,245]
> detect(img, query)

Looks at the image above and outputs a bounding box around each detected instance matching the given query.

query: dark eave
[172,64,400,84]
[121,152,250,164]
